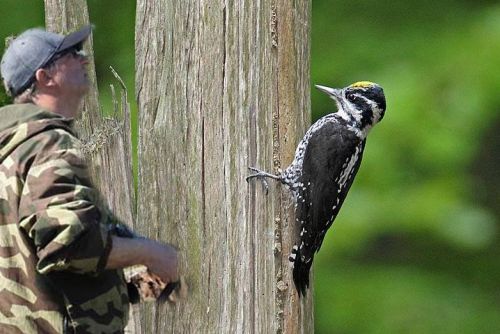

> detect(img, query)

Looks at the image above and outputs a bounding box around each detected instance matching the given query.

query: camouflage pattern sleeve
[0,105,129,333]
[18,127,112,275]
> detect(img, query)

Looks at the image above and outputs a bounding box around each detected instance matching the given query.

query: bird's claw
[246,167,276,195]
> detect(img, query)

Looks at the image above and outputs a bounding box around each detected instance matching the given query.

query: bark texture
[135,1,313,333]
[43,3,138,331]
[44,0,135,226]
[44,0,313,332]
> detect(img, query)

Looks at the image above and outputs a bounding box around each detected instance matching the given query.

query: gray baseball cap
[1,25,91,97]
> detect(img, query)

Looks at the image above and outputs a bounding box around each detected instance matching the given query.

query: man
[0,25,179,333]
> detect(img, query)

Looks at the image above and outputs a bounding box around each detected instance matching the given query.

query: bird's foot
[246,167,281,195]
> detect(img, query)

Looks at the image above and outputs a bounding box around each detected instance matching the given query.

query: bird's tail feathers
[292,249,313,297]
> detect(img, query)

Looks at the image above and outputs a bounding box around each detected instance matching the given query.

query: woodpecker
[246,81,386,296]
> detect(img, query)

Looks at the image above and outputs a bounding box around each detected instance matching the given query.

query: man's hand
[106,236,179,284]
[142,240,179,284]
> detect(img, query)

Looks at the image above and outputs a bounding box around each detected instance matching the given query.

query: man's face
[50,49,90,102]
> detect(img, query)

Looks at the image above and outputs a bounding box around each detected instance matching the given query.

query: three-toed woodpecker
[247,81,386,296]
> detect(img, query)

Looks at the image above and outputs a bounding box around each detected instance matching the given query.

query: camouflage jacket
[0,104,129,333]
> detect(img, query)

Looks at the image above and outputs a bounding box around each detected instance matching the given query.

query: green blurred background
[2,1,499,333]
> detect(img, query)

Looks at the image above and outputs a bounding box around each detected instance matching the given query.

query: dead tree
[135,1,313,333]
[43,0,135,217]
[44,0,313,332]
[43,1,138,330]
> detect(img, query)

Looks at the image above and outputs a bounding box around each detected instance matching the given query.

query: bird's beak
[315,85,342,101]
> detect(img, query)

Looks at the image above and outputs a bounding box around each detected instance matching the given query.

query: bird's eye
[346,93,357,103]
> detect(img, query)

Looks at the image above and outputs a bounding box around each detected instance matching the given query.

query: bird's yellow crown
[349,81,376,89]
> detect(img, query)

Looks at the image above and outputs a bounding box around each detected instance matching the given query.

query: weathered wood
[43,0,136,228]
[44,0,100,140]
[135,1,313,333]
[43,1,138,332]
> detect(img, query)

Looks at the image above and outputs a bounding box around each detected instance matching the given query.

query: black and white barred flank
[247,81,386,296]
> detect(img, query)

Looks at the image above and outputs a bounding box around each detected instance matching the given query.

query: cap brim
[58,24,91,52]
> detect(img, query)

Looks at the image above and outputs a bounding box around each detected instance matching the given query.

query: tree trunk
[43,0,136,229]
[43,1,138,331]
[135,1,313,333]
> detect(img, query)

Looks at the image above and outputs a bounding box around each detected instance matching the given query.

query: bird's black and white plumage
[247,81,386,296]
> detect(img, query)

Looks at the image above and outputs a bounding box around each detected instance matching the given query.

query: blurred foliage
[311,0,500,333]
[0,89,11,106]
[1,1,499,333]
[0,0,43,106]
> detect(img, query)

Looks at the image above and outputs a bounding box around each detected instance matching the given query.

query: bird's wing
[292,120,365,295]
[299,121,365,253]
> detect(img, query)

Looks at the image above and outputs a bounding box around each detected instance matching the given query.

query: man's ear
[34,68,56,89]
